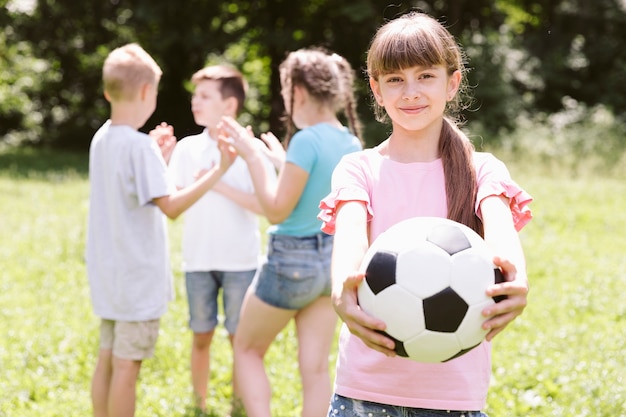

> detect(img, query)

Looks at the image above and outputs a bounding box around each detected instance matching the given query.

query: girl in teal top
[218,48,362,417]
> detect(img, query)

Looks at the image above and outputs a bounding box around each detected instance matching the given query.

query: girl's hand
[333,271,397,357]
[217,116,259,161]
[259,131,286,169]
[149,122,177,164]
[481,256,529,341]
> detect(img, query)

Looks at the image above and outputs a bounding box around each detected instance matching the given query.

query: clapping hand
[149,122,177,164]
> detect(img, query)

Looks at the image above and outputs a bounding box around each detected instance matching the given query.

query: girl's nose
[402,80,421,100]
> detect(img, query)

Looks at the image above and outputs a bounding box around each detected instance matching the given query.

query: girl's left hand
[481,256,529,341]
[259,131,286,169]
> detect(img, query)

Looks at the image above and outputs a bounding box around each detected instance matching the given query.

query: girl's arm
[479,194,529,341]
[331,200,397,356]
[260,162,307,224]
[153,137,237,219]
[219,116,306,224]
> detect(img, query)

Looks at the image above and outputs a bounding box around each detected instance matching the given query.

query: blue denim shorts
[185,269,255,334]
[328,394,488,417]
[252,233,333,310]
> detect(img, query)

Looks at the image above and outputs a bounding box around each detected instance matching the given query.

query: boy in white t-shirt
[167,65,275,414]
[87,44,236,417]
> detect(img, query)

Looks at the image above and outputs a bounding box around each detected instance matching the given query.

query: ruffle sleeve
[318,187,373,235]
[476,180,533,231]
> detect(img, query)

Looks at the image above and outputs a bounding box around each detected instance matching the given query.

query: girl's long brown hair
[279,48,363,147]
[367,12,483,236]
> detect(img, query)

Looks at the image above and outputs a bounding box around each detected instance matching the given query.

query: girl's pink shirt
[319,148,532,411]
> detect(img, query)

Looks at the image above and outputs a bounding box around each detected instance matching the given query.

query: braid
[333,54,363,142]
[439,119,484,237]
[344,92,363,141]
[282,82,296,147]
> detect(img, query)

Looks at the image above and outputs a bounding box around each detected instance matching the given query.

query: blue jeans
[328,394,489,417]
[253,233,333,310]
[185,269,255,334]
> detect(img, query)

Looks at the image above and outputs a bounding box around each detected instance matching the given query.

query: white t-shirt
[168,130,276,271]
[86,121,175,321]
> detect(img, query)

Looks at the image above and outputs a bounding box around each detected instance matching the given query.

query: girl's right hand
[333,271,398,357]
[218,116,259,161]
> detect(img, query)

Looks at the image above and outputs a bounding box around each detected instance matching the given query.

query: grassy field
[0,147,624,416]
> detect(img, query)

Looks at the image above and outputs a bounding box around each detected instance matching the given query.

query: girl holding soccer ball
[319,11,533,417]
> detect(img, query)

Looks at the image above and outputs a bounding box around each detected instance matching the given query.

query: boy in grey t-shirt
[86,43,236,417]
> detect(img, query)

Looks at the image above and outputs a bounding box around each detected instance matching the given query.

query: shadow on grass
[0,146,89,179]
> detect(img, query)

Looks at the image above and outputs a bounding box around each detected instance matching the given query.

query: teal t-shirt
[270,123,361,237]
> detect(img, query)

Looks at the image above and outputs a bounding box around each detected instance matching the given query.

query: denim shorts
[185,269,255,334]
[252,233,333,310]
[328,394,488,417]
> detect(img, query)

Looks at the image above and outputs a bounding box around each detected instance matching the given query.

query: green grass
[1,147,625,416]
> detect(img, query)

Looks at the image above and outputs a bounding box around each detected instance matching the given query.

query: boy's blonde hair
[103,43,162,101]
[191,65,248,115]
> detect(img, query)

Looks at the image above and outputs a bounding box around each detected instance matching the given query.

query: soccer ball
[357,217,505,363]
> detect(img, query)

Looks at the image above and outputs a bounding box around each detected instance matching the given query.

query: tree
[2,0,625,150]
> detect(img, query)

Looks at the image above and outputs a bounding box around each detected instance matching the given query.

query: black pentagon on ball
[422,287,469,332]
[492,268,507,303]
[364,250,398,295]
[426,224,471,255]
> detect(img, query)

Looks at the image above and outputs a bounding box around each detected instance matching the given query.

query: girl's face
[370,64,460,133]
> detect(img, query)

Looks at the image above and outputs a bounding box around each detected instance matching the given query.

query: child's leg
[185,271,221,410]
[222,269,256,415]
[295,296,337,417]
[190,330,215,410]
[108,357,142,417]
[234,292,295,417]
[92,319,114,417]
[91,348,113,417]
[106,319,159,417]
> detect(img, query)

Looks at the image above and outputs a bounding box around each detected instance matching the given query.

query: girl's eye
[386,76,402,83]
[419,73,435,79]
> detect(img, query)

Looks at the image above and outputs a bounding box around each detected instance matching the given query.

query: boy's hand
[216,136,238,173]
[149,122,177,164]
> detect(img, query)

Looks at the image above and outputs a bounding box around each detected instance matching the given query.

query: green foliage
[1,143,625,416]
[476,101,626,178]
[1,1,626,153]
[0,27,51,146]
